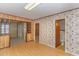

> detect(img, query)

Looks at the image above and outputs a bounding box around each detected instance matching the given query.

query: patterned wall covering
[35,8,79,55]
[35,17,55,48]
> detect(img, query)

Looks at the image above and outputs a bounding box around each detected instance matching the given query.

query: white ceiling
[0,3,79,19]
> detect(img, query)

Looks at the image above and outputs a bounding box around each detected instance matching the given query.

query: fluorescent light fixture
[24,3,40,11]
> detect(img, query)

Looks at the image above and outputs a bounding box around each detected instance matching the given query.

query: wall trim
[35,7,79,20]
[0,12,33,20]
[65,50,79,56]
[39,42,55,48]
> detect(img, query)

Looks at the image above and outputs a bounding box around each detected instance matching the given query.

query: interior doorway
[35,23,39,43]
[55,19,65,51]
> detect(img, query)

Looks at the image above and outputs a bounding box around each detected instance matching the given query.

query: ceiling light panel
[24,3,40,11]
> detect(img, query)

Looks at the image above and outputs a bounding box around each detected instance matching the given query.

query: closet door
[10,21,18,39]
[17,22,24,40]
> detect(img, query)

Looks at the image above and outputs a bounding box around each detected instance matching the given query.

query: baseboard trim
[65,50,79,56]
[39,42,55,48]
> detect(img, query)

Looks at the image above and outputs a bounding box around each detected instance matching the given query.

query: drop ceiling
[0,3,79,19]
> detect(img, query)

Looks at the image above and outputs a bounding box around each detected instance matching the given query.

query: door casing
[35,23,39,43]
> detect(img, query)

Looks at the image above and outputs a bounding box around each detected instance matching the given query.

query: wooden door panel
[35,23,39,42]
[56,21,60,47]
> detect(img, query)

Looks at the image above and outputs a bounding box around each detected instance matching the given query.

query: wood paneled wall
[0,12,35,46]
[0,35,10,48]
[0,12,33,22]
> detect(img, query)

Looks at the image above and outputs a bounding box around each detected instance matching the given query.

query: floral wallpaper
[35,17,55,48]
[35,8,79,55]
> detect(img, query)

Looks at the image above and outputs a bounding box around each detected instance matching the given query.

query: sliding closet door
[10,21,26,46]
[10,21,18,45]
[10,21,18,39]
[17,22,24,42]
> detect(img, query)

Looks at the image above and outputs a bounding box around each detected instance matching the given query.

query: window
[5,24,9,33]
[1,23,5,34]
[0,19,9,34]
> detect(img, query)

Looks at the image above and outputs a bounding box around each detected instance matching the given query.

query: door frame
[55,19,65,50]
[35,23,39,43]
